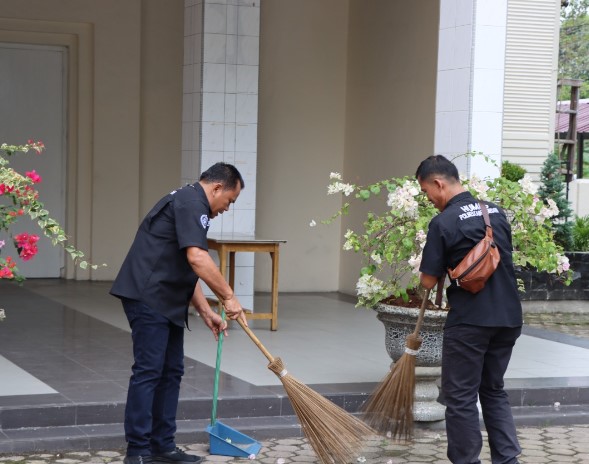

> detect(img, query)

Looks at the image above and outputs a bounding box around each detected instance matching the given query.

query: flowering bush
[318,156,572,308]
[1,141,99,285]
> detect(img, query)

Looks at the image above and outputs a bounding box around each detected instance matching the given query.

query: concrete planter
[518,252,589,300]
[374,303,447,422]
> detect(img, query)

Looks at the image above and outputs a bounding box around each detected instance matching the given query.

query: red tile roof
[555,99,589,134]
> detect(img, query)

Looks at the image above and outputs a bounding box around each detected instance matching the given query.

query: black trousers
[123,299,185,457]
[441,324,522,464]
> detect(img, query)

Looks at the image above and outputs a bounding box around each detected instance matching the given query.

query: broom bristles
[362,334,422,440]
[268,357,376,464]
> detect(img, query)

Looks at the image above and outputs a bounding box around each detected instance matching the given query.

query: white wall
[256,0,350,291]
[0,0,184,279]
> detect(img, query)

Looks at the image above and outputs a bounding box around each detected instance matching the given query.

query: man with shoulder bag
[416,155,522,464]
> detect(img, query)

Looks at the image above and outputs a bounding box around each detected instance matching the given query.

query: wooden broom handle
[412,289,430,338]
[412,278,444,337]
[236,317,275,363]
[210,289,276,363]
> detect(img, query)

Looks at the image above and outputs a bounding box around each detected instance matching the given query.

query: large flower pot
[375,303,448,422]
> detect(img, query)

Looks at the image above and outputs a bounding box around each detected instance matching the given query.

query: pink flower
[0,183,14,195]
[26,170,42,183]
[13,233,40,261]
[0,240,4,249]
[0,267,14,279]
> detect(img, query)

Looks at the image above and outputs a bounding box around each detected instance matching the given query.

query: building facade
[0,0,562,301]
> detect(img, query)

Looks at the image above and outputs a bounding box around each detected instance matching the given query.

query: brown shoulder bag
[447,201,500,294]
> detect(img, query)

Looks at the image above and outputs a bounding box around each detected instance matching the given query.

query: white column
[183,0,260,309]
[435,0,507,179]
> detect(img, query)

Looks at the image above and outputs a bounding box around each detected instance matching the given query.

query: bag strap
[478,200,494,239]
[478,200,491,228]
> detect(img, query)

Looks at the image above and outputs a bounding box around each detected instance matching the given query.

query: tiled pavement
[1,425,589,463]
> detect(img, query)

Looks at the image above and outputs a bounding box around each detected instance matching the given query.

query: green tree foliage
[559,0,589,99]
[501,161,527,182]
[538,153,574,249]
[571,215,589,250]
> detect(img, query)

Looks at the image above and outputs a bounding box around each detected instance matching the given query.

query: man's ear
[212,182,223,195]
[433,178,444,191]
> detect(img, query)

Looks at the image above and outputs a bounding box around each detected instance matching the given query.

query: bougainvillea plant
[0,140,101,294]
[316,154,572,308]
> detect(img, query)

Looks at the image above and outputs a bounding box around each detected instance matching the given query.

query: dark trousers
[123,299,185,456]
[442,324,522,464]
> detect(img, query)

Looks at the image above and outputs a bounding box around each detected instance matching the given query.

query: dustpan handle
[211,310,226,426]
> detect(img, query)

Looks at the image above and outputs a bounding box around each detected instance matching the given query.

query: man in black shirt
[416,155,522,464]
[111,163,247,464]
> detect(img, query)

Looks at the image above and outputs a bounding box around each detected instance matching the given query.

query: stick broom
[235,317,376,464]
[361,288,433,440]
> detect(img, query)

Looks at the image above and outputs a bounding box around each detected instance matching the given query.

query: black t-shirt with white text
[110,183,210,327]
[420,191,522,328]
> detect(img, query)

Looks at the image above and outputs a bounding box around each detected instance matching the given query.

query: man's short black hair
[415,155,460,183]
[199,162,245,190]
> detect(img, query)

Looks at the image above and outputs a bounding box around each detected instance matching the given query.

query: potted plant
[317,154,572,420]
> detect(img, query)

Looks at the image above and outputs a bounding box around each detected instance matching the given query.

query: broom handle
[210,289,276,363]
[412,289,431,337]
[412,278,445,337]
[236,317,275,363]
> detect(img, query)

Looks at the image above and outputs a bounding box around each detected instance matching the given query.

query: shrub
[571,215,589,251]
[501,161,527,182]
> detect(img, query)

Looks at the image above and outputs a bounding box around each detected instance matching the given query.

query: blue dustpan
[206,312,262,458]
[206,420,262,457]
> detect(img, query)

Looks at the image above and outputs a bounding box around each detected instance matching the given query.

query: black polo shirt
[110,183,210,327]
[420,191,522,328]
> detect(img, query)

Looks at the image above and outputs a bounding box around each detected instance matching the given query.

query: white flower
[370,252,382,264]
[468,175,490,200]
[329,172,342,180]
[387,181,420,218]
[415,229,427,248]
[546,198,559,217]
[0,239,4,249]
[248,454,256,460]
[0,308,5,321]
[328,181,355,196]
[343,240,353,251]
[554,401,561,409]
[309,220,317,227]
[519,175,538,195]
[408,253,422,275]
[356,274,385,299]
[557,254,570,273]
[276,459,285,464]
[357,457,366,463]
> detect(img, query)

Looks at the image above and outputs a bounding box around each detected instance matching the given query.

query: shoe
[123,456,153,464]
[153,447,202,464]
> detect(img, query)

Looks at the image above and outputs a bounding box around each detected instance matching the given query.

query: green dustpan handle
[211,310,226,426]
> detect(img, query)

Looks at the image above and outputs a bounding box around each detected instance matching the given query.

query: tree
[559,0,589,99]
[538,153,574,249]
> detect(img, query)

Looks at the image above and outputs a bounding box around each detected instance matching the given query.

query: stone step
[3,405,589,454]
[3,385,589,454]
